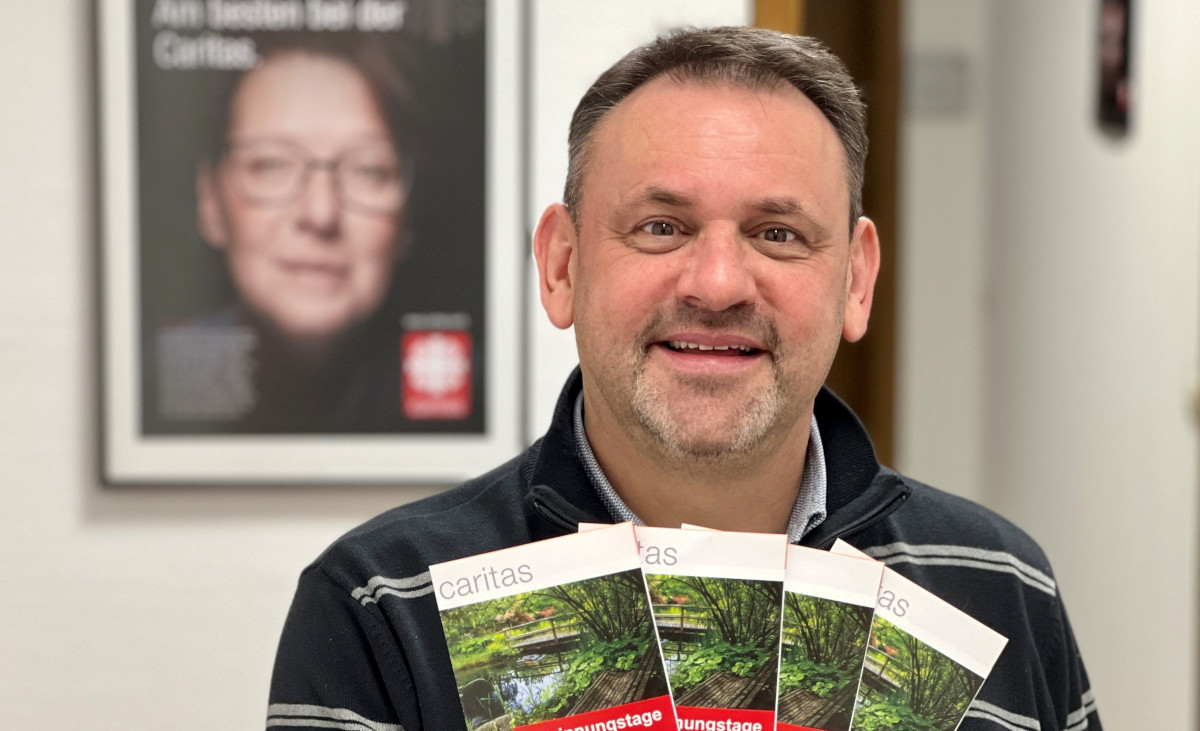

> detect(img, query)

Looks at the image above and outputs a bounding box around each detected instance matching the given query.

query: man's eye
[761,228,796,243]
[642,221,676,236]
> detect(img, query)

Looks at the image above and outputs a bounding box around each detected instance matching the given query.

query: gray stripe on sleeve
[266,704,404,731]
[1064,689,1097,731]
[359,585,434,605]
[863,542,1057,596]
[350,572,432,605]
[963,711,1038,731]
[267,721,385,731]
[966,700,1041,731]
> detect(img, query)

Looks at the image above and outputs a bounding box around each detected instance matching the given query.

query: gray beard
[628,356,788,462]
[592,301,791,464]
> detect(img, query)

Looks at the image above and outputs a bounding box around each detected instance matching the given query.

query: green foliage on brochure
[670,639,774,694]
[851,700,941,731]
[450,632,519,670]
[777,656,853,697]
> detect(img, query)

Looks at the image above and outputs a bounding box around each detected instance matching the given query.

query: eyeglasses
[221,139,412,214]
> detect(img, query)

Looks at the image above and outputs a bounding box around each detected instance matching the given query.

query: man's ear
[196,161,229,251]
[842,216,881,343]
[533,203,577,329]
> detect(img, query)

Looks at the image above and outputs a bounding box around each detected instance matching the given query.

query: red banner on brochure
[673,706,774,731]
[516,695,675,731]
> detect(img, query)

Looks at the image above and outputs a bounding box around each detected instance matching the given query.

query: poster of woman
[99,0,525,482]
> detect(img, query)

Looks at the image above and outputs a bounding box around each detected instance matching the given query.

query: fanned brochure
[776,545,884,731]
[430,523,675,731]
[830,540,1008,731]
[631,525,789,731]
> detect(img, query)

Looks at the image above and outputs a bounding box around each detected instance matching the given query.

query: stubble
[623,304,790,463]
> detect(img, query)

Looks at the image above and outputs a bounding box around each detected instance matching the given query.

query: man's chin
[631,393,780,462]
[659,434,757,460]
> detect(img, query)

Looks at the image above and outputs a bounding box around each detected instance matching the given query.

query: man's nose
[674,225,757,312]
[296,164,342,235]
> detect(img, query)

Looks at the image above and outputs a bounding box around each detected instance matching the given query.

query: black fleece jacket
[267,369,1101,731]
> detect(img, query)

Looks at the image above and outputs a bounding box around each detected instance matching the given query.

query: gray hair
[564,26,867,230]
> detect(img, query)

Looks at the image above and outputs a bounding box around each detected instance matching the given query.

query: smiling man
[268,27,1101,731]
[534,69,878,537]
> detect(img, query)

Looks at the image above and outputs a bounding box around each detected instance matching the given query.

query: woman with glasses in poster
[182,34,422,433]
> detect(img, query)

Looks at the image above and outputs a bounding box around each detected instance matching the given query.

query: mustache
[637,303,780,352]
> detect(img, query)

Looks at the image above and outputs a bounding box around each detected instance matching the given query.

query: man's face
[198,52,403,342]
[538,77,877,460]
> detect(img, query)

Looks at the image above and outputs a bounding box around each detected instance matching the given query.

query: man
[267,27,1101,731]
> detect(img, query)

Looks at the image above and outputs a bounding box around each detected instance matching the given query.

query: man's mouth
[663,340,762,356]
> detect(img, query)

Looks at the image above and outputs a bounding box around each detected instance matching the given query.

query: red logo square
[401,330,472,420]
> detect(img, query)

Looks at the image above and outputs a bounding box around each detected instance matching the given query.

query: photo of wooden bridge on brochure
[675,661,777,709]
[777,682,857,730]
[445,568,670,729]
[489,610,667,715]
[773,625,880,730]
[500,611,584,655]
[653,601,779,711]
[501,599,779,714]
[569,647,665,715]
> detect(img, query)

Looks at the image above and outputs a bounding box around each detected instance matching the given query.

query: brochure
[634,526,788,731]
[776,545,883,731]
[830,540,1008,731]
[430,523,675,731]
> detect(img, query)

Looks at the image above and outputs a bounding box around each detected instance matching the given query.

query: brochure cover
[776,545,883,731]
[636,526,788,731]
[430,524,674,731]
[830,541,1008,731]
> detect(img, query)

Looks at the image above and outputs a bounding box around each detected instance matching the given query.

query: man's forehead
[591,75,843,168]
[600,74,822,133]
[582,76,850,223]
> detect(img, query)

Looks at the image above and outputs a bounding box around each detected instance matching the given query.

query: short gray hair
[564,26,867,230]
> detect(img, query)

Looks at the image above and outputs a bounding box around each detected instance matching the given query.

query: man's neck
[581,396,813,534]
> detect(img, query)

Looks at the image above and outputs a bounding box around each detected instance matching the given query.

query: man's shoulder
[857,472,1060,609]
[859,479,1101,730]
[299,445,541,594]
[890,475,1050,566]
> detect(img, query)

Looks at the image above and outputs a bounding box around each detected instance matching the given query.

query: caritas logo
[402,330,472,420]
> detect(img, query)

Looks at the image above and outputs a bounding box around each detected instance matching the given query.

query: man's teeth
[668,340,754,352]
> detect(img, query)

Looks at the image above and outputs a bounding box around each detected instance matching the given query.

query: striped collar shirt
[571,390,827,542]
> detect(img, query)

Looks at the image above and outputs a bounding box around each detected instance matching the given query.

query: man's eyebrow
[625,186,695,209]
[755,196,831,232]
[755,197,806,216]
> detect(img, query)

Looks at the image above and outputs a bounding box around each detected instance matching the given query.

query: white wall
[982,2,1199,728]
[896,0,990,502]
[902,1,1200,728]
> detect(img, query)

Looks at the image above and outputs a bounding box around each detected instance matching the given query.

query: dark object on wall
[1098,0,1132,134]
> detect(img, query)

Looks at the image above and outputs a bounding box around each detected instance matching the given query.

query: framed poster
[98,0,525,483]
